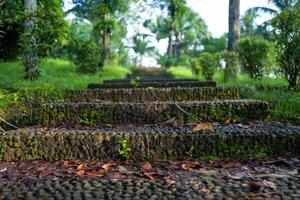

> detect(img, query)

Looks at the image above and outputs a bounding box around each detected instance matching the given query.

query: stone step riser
[104,78,199,83]
[88,81,216,89]
[40,100,269,126]
[65,88,240,102]
[0,129,299,161]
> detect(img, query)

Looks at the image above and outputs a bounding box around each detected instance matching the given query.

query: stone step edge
[88,81,217,89]
[1,124,299,161]
[39,99,269,126]
[43,99,266,106]
[65,87,240,102]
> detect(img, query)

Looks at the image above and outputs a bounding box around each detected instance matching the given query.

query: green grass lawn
[168,66,300,123]
[0,58,130,90]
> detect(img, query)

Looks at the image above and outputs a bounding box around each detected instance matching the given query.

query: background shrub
[272,8,300,89]
[69,39,100,74]
[237,37,271,79]
[198,52,219,80]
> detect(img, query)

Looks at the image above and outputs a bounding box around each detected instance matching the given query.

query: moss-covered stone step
[103,78,199,83]
[65,87,240,102]
[39,100,269,126]
[0,123,299,161]
[88,80,216,89]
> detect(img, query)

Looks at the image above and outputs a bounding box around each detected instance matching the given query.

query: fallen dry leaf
[193,123,214,132]
[181,163,190,171]
[223,119,231,125]
[76,170,85,176]
[142,162,152,171]
[86,172,105,177]
[223,161,242,169]
[144,172,159,180]
[200,187,210,193]
[164,176,176,184]
[263,180,277,190]
[101,163,114,171]
[0,168,7,173]
[77,164,84,171]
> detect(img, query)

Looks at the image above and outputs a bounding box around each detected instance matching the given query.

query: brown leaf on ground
[164,176,176,184]
[223,119,232,125]
[200,187,210,193]
[263,180,277,190]
[63,161,69,166]
[101,163,115,171]
[76,170,85,177]
[144,172,159,180]
[193,123,214,132]
[142,162,152,171]
[181,163,190,171]
[223,161,242,169]
[36,165,47,172]
[77,164,84,171]
[86,171,105,177]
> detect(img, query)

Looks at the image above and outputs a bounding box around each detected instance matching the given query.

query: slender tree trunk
[99,3,111,68]
[224,0,240,82]
[167,0,177,67]
[228,0,240,51]
[23,0,39,80]
[167,33,173,60]
[103,12,111,58]
[174,31,180,58]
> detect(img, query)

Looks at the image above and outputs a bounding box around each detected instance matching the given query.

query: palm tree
[224,0,240,82]
[228,0,240,51]
[23,0,39,80]
[241,10,258,37]
[249,0,299,15]
[131,33,155,67]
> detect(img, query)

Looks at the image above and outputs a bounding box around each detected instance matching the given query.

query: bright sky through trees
[64,0,274,37]
[64,0,275,66]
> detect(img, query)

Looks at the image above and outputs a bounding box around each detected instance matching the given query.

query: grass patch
[167,66,199,79]
[0,58,131,90]
[170,67,300,123]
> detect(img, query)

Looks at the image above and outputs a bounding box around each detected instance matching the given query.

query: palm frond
[248,6,278,15]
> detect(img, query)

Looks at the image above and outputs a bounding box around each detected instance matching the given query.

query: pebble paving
[0,158,299,200]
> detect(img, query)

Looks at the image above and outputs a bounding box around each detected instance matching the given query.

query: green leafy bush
[223,50,238,81]
[272,8,300,89]
[69,39,100,74]
[198,52,219,80]
[190,58,201,76]
[237,37,272,79]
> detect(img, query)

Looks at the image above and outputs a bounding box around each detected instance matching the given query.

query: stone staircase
[0,77,300,161]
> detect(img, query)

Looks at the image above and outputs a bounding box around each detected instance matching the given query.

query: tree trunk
[99,3,111,68]
[167,33,173,60]
[228,0,240,51]
[224,0,240,82]
[23,0,39,80]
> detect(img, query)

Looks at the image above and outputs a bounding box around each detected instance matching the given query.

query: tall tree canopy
[145,0,209,66]
[0,0,66,61]
[70,0,132,66]
[249,0,300,15]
